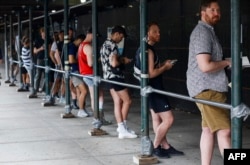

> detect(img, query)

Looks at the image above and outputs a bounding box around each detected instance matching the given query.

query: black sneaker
[71,104,79,109]
[161,145,184,156]
[85,110,93,117]
[153,146,170,158]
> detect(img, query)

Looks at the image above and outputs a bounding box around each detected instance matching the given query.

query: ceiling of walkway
[0,0,136,26]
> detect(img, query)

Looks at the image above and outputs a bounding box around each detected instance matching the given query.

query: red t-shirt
[78,41,93,75]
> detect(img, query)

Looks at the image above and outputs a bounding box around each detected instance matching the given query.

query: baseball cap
[111,25,127,37]
[75,34,86,40]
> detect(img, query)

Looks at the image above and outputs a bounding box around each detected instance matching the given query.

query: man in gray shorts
[68,34,89,118]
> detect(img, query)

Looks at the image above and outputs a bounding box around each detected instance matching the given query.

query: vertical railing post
[44,0,50,96]
[133,1,158,164]
[140,0,152,156]
[17,11,22,88]
[231,0,242,148]
[4,15,10,83]
[29,7,36,95]
[92,0,100,121]
[9,15,14,83]
[63,0,72,115]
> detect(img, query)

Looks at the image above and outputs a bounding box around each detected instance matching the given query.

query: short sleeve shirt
[34,38,45,60]
[186,21,228,97]
[21,46,31,68]
[51,41,57,52]
[68,42,79,72]
[100,38,124,80]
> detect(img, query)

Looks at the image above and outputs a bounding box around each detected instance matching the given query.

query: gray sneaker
[92,118,102,128]
[59,97,66,104]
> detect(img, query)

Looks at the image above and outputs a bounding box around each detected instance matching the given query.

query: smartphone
[171,59,178,65]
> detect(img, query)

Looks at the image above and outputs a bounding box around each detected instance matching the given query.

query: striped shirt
[21,46,32,69]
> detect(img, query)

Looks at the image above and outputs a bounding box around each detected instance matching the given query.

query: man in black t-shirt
[33,27,45,93]
[33,27,53,93]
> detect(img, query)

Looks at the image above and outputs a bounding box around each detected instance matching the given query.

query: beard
[148,36,160,43]
[212,16,220,24]
[204,14,220,26]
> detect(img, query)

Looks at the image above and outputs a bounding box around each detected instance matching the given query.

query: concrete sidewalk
[0,66,250,165]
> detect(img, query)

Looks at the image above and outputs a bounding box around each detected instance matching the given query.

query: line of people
[16,24,185,160]
[14,1,232,164]
[20,27,80,110]
[18,27,115,126]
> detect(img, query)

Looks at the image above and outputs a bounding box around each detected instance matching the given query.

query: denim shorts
[83,76,94,87]
[83,75,106,89]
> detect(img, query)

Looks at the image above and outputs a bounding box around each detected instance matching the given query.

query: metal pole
[44,0,50,96]
[17,11,23,87]
[92,0,100,121]
[64,0,71,114]
[140,0,152,156]
[4,15,10,83]
[231,0,242,148]
[9,15,13,82]
[29,7,35,94]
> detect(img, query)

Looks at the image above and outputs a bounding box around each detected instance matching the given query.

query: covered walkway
[0,65,250,165]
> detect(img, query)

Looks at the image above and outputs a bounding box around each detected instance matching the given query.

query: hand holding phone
[171,59,178,65]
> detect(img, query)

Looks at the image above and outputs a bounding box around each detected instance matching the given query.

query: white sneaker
[118,130,138,139]
[59,97,66,104]
[77,110,88,118]
[117,126,136,135]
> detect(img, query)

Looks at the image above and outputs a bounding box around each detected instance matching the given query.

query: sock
[118,122,126,132]
[72,99,77,105]
[24,83,29,90]
[99,102,103,110]
[123,120,127,128]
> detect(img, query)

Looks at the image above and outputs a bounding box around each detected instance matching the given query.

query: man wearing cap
[68,34,89,118]
[100,25,137,139]
[78,27,111,125]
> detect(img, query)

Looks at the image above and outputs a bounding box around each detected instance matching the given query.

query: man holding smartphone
[134,22,184,158]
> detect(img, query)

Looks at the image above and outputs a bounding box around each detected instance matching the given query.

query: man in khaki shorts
[186,0,231,165]
[195,90,230,132]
